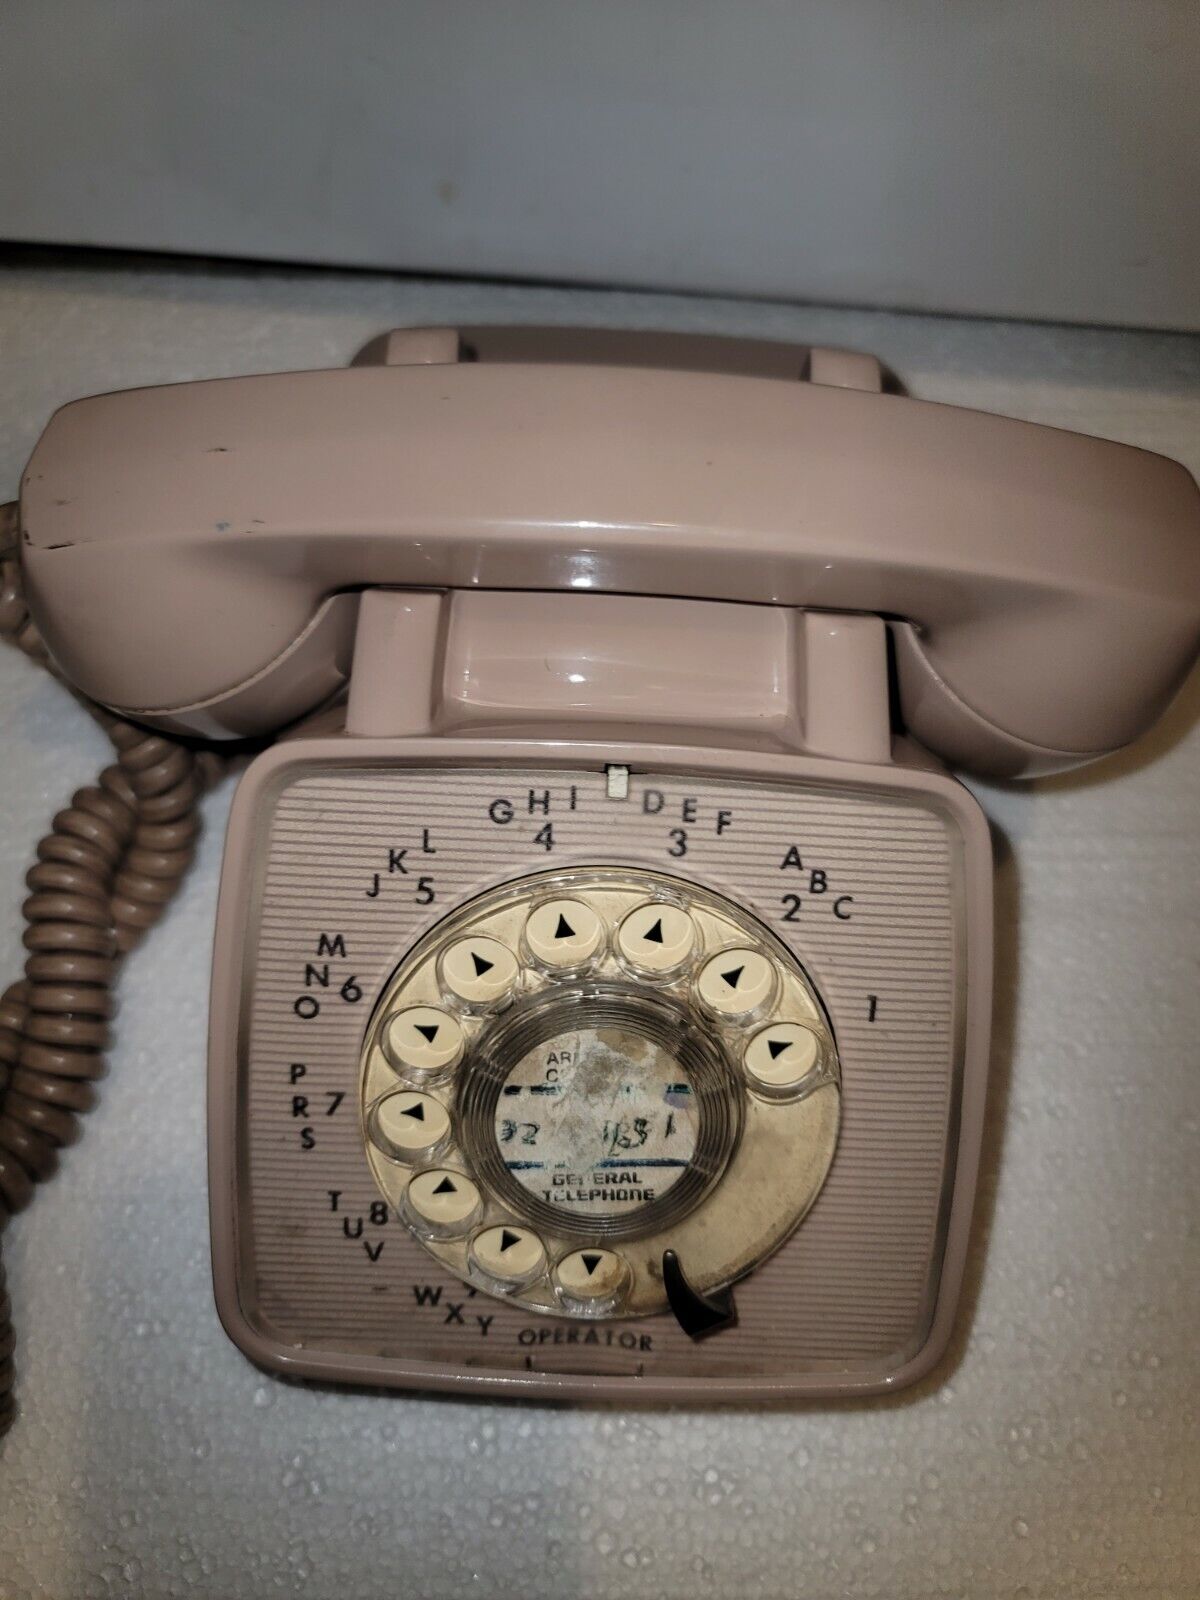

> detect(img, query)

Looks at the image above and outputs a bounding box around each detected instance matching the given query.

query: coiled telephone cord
[0,501,220,1437]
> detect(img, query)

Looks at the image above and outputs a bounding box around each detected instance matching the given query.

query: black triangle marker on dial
[499,1228,521,1252]
[643,917,665,944]
[431,1176,457,1195]
[401,1101,425,1121]
[471,951,495,977]
[581,1252,603,1277]
[766,1037,790,1060]
[554,913,575,939]
[721,965,745,988]
[414,1022,440,1043]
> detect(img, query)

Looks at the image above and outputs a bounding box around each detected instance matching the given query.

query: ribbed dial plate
[234,763,962,1380]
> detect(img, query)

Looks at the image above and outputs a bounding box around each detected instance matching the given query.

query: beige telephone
[2,326,1198,1427]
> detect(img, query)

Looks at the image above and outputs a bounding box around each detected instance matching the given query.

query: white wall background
[2,0,1198,329]
[0,258,1197,1597]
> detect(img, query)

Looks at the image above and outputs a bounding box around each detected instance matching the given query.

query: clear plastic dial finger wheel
[360,865,841,1325]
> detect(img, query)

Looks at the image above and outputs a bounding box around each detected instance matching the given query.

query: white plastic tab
[605,764,630,800]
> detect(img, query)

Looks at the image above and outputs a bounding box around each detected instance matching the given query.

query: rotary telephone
[2,325,1198,1430]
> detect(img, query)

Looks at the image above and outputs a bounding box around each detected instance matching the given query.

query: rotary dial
[359,867,840,1324]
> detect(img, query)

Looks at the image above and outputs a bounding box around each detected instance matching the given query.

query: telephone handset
[2,326,1198,1426]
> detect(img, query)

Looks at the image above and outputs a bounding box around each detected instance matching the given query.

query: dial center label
[494,1026,698,1217]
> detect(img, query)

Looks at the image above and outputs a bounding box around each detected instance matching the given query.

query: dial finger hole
[383,1005,465,1079]
[743,1022,823,1099]
[441,936,519,1008]
[403,1168,482,1237]
[695,947,776,1018]
[553,1247,630,1314]
[370,1089,452,1164]
[523,897,605,970]
[616,901,695,977]
[469,1224,547,1291]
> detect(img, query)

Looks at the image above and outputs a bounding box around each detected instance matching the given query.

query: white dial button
[554,1248,629,1308]
[441,936,519,1006]
[524,897,604,968]
[383,1006,465,1076]
[404,1168,482,1235]
[470,1224,547,1288]
[744,1022,822,1096]
[696,947,776,1017]
[371,1090,451,1163]
[617,902,696,975]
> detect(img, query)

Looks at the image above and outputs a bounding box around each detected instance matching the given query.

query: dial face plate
[223,758,967,1387]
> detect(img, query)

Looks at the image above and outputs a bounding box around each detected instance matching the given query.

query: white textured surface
[0,257,1198,1598]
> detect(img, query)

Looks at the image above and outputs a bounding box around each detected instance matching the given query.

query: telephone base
[209,734,991,1400]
